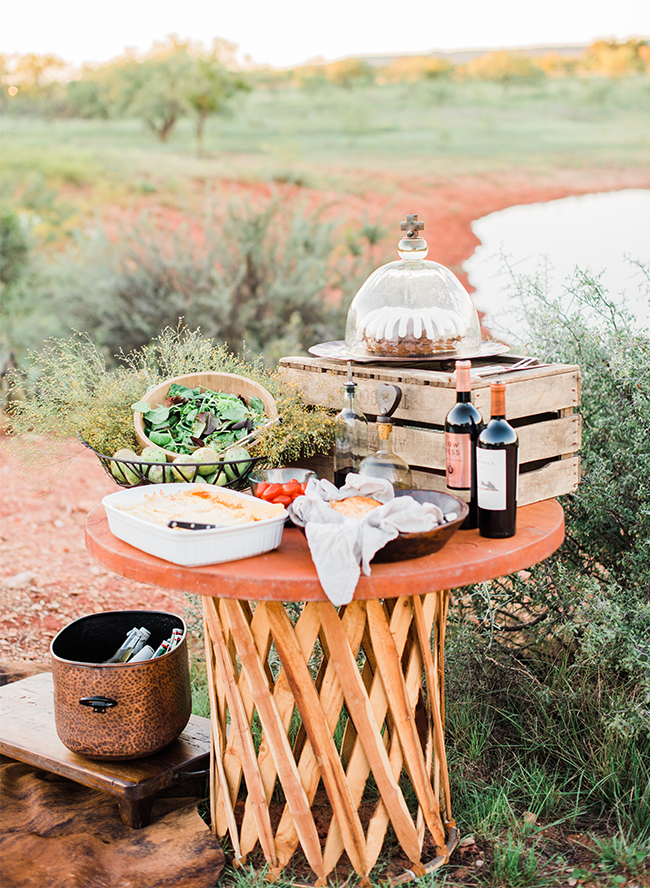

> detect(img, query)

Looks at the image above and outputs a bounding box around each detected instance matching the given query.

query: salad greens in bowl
[79,371,281,490]
[133,371,278,460]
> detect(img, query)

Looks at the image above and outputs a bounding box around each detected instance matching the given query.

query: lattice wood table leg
[202,592,457,884]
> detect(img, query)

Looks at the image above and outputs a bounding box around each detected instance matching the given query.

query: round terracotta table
[86,499,564,886]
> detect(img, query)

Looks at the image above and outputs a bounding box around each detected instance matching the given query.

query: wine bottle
[477,382,519,538]
[445,360,484,529]
[333,363,368,487]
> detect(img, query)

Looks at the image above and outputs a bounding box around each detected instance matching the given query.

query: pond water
[463,189,650,343]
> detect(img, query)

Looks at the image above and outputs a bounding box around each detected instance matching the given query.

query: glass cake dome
[345,214,481,358]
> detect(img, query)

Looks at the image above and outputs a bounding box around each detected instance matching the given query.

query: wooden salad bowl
[133,371,278,461]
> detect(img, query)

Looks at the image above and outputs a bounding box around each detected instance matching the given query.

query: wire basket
[81,440,264,491]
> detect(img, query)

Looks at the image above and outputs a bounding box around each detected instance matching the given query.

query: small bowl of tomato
[248,467,317,510]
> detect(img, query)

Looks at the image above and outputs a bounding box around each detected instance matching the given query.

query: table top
[86,499,564,601]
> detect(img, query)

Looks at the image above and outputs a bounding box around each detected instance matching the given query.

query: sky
[3,0,649,69]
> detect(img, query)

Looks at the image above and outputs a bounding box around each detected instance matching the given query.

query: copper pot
[50,610,192,761]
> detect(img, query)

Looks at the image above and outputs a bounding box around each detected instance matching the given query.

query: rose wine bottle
[445,360,484,529]
[477,381,519,538]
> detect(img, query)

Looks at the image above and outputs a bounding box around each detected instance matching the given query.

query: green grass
[2,76,649,216]
[179,606,649,888]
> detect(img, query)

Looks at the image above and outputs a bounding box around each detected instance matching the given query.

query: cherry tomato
[260,483,282,501]
[282,479,302,496]
[271,494,293,506]
[255,482,269,496]
[300,481,309,492]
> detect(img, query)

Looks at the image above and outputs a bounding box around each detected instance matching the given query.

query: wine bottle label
[477,448,507,510]
[445,432,471,489]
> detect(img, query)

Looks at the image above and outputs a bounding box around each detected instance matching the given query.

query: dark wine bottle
[477,382,519,538]
[445,360,484,529]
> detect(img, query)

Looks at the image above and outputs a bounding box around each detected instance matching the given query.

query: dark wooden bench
[0,672,211,828]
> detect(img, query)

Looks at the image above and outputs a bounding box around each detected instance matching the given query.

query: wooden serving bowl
[372,490,469,563]
[133,371,278,461]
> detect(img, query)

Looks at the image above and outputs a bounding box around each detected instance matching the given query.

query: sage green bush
[447,265,650,849]
[4,193,375,366]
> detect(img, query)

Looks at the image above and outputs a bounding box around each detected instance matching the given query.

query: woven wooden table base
[202,592,457,885]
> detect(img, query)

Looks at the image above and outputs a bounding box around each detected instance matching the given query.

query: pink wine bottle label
[446,432,471,489]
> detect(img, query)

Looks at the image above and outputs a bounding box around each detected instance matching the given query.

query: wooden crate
[279,355,581,507]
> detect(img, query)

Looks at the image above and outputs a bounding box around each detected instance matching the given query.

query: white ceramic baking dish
[102,483,287,567]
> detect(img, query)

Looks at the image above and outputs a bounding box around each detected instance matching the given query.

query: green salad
[133,383,267,456]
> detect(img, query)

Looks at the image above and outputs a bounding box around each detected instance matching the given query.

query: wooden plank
[279,357,581,424]
[266,602,370,879]
[317,601,423,866]
[203,596,279,868]
[202,600,242,857]
[363,594,438,872]
[409,455,580,506]
[412,595,451,824]
[323,597,417,873]
[274,602,368,873]
[0,672,211,808]
[222,600,325,879]
[365,600,446,848]
[367,413,580,470]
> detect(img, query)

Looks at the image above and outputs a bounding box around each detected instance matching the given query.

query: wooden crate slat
[379,412,581,470]
[409,456,580,507]
[279,357,580,423]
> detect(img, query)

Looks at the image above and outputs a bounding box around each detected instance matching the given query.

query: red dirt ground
[2,165,649,671]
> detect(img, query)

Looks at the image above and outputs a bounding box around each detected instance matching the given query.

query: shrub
[448,265,650,835]
[456,51,544,85]
[7,324,337,474]
[14,192,376,365]
[377,55,453,84]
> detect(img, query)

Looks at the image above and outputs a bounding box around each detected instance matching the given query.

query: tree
[186,48,250,155]
[378,55,453,84]
[121,37,250,145]
[580,39,649,78]
[1,52,68,115]
[324,58,375,89]
[125,48,193,141]
[458,51,543,85]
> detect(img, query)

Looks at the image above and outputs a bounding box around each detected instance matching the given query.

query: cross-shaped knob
[400,214,424,237]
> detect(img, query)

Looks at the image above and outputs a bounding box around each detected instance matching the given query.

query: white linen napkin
[288,474,452,606]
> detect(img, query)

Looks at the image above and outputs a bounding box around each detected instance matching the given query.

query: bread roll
[330,496,381,520]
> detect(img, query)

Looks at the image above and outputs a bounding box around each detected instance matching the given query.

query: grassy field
[3,76,650,888]
[3,76,650,219]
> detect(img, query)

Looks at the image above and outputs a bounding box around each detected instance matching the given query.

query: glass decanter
[358,416,413,489]
[333,363,368,487]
